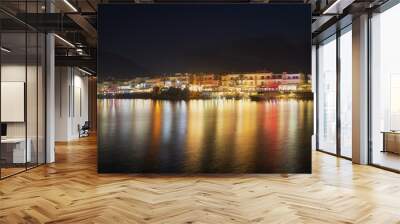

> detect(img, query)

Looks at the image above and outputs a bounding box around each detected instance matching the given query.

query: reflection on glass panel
[26,0,41,169]
[27,31,38,169]
[317,36,337,154]
[340,29,352,158]
[371,4,400,171]
[38,33,46,165]
[1,32,27,177]
[0,1,46,179]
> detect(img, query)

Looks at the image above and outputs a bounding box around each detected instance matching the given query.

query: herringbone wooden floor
[1,135,400,224]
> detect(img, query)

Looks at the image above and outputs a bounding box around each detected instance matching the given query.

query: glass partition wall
[370,3,400,171]
[316,26,352,159]
[0,3,46,179]
[317,35,337,154]
[339,27,352,158]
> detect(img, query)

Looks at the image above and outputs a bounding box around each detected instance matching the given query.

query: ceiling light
[1,47,11,53]
[76,48,85,55]
[323,1,341,14]
[54,34,75,48]
[78,67,93,76]
[323,0,354,15]
[63,0,78,12]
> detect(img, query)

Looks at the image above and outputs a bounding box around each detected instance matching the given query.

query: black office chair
[78,121,90,138]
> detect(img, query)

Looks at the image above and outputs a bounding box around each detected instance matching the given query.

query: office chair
[79,121,90,138]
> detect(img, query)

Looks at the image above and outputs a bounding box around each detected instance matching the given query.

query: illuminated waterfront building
[146,77,164,88]
[221,74,240,87]
[163,74,190,88]
[97,72,311,95]
[190,74,219,90]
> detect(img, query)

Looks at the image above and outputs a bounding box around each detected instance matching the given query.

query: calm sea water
[98,99,313,173]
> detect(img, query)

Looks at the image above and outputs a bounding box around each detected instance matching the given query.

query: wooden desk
[1,138,31,164]
[382,131,400,154]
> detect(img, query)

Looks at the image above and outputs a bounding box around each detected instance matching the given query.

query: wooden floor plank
[1,135,400,223]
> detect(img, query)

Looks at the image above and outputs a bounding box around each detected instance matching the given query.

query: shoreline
[97,92,313,101]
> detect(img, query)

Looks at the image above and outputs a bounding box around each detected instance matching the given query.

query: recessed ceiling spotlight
[1,47,11,53]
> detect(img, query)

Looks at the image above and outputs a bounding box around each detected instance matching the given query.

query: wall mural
[98,4,312,173]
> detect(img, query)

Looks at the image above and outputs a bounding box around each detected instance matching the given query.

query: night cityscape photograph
[97,4,312,173]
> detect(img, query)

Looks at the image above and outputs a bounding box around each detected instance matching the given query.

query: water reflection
[98,99,313,173]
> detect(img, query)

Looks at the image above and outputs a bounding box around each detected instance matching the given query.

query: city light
[98,72,312,100]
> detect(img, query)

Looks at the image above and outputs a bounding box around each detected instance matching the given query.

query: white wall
[1,63,46,164]
[55,67,89,141]
[72,73,89,138]
[55,67,70,141]
[1,64,41,138]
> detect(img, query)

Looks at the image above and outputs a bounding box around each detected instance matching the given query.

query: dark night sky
[98,4,311,80]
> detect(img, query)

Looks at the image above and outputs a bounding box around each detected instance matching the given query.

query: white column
[45,0,56,163]
[46,33,55,163]
[352,14,369,164]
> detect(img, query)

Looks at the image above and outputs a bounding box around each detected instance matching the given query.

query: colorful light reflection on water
[98,99,313,173]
